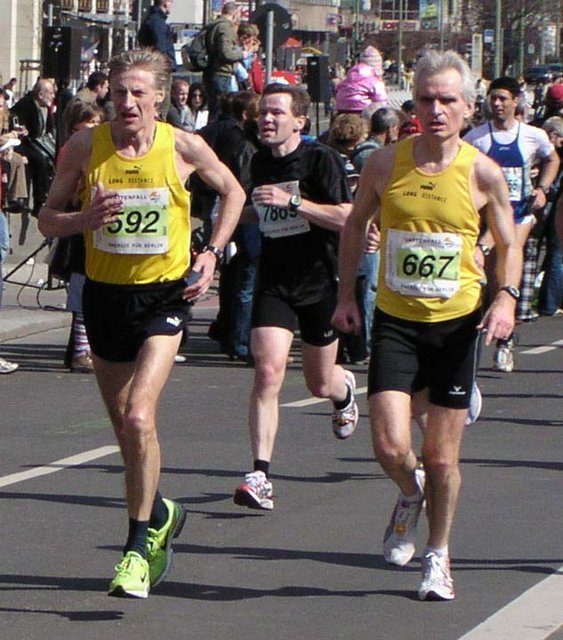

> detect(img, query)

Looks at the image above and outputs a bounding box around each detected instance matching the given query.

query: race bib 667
[385,229,462,298]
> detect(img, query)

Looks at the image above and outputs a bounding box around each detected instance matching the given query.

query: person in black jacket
[11,78,57,219]
[138,0,177,71]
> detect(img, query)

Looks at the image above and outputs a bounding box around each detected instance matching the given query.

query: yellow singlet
[377,137,482,322]
[82,121,191,285]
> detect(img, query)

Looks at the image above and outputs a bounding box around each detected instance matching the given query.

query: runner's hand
[85,181,123,231]
[332,300,362,335]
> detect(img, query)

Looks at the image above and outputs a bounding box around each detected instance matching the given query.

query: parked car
[546,62,563,78]
[523,64,557,84]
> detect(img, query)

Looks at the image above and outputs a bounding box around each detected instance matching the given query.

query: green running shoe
[108,551,149,599]
[146,498,187,587]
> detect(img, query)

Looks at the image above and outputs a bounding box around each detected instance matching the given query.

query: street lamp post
[494,0,502,77]
[353,0,361,62]
[439,0,445,51]
[397,0,403,88]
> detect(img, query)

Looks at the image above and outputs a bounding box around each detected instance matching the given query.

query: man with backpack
[202,2,244,120]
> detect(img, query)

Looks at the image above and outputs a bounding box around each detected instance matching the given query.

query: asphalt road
[0,301,561,640]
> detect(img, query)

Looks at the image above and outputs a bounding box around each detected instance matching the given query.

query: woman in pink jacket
[335,46,388,114]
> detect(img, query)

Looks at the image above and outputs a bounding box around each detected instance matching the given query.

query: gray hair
[371,107,402,134]
[414,50,476,105]
[543,116,563,138]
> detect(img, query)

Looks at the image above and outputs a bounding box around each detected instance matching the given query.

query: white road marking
[521,339,563,355]
[457,566,563,639]
[0,445,120,488]
[281,375,563,640]
[281,386,368,408]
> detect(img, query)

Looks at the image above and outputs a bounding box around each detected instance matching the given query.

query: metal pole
[397,0,403,88]
[439,0,445,52]
[518,3,525,76]
[137,0,143,35]
[494,0,502,77]
[265,9,273,85]
[353,0,361,61]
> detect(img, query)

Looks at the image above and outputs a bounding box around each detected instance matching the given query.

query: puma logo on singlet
[420,181,437,191]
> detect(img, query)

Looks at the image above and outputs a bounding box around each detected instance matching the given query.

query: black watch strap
[500,285,520,300]
[204,244,224,261]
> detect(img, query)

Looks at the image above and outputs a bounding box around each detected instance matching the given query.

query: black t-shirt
[250,140,352,304]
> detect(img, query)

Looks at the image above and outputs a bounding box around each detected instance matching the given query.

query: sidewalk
[1,216,69,344]
[1,260,70,344]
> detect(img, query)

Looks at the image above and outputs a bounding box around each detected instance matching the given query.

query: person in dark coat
[11,78,57,218]
[138,0,177,71]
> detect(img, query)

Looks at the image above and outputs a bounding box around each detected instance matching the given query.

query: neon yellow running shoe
[146,498,187,587]
[108,551,149,599]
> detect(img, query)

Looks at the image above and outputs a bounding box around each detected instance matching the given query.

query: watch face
[290,194,302,208]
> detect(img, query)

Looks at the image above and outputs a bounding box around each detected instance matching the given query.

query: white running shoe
[383,470,425,566]
[0,357,19,374]
[465,383,482,426]
[493,338,514,373]
[233,471,274,510]
[332,370,359,440]
[418,551,455,601]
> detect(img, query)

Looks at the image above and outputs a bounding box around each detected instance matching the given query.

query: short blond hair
[109,48,171,96]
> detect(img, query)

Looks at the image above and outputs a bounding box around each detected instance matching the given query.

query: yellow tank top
[377,137,482,322]
[83,121,191,284]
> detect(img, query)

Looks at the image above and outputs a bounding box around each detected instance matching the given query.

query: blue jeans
[360,251,380,352]
[229,256,257,359]
[538,206,562,315]
[0,211,9,264]
[204,73,235,121]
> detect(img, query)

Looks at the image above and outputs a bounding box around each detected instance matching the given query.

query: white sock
[425,545,449,558]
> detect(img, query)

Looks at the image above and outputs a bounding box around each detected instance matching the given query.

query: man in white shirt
[464,76,559,371]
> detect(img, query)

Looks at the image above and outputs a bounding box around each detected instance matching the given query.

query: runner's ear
[154,89,165,107]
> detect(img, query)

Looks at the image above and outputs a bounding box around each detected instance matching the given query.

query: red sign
[382,20,418,31]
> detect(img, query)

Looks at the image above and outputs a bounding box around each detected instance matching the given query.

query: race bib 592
[93,187,169,255]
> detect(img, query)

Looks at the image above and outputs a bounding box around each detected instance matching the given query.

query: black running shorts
[251,291,338,347]
[368,307,482,409]
[83,278,190,362]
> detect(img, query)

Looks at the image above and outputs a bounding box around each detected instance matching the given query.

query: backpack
[349,140,380,171]
[181,26,211,72]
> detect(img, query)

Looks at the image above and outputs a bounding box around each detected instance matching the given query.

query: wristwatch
[477,243,492,256]
[500,285,521,300]
[288,194,302,212]
[203,244,224,262]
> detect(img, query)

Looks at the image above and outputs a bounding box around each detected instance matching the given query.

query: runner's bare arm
[473,154,523,342]
[38,129,123,238]
[175,131,245,251]
[251,184,352,232]
[175,131,246,298]
[530,149,560,210]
